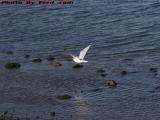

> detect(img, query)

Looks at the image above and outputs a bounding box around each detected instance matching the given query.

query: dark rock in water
[0,111,8,116]
[155,86,160,90]
[107,80,117,87]
[153,86,160,92]
[124,58,132,61]
[90,88,103,92]
[36,116,39,119]
[64,48,68,51]
[101,73,107,77]
[0,114,22,120]
[64,55,72,61]
[96,69,105,74]
[149,67,158,73]
[6,50,13,55]
[121,70,127,75]
[5,62,21,69]
[56,94,72,100]
[50,112,55,117]
[53,62,62,67]
[73,64,83,68]
[25,54,30,59]
[96,69,107,77]
[47,55,55,61]
[32,58,42,63]
[3,111,8,115]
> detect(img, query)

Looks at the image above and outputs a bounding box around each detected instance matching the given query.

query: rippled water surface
[0,0,160,120]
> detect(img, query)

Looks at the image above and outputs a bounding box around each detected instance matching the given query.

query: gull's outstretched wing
[79,45,91,59]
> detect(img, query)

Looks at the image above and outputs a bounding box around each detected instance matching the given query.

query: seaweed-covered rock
[5,63,21,69]
[47,55,55,61]
[56,94,72,100]
[32,58,42,63]
[149,67,158,73]
[107,80,117,87]
[72,64,83,68]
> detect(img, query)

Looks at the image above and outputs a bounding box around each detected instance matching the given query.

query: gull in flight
[71,45,91,64]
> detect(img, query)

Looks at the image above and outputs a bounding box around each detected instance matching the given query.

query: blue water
[0,0,160,120]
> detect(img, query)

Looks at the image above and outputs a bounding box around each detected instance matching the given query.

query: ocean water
[0,0,160,119]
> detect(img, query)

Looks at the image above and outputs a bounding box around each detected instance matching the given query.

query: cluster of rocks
[4,50,159,90]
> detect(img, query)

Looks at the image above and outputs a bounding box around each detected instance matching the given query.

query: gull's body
[71,45,91,64]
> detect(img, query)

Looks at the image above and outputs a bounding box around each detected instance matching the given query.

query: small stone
[96,69,105,74]
[32,58,42,63]
[72,64,83,68]
[6,50,13,55]
[149,67,158,73]
[5,62,21,69]
[107,80,117,87]
[121,70,127,75]
[56,94,72,100]
[47,55,55,61]
[50,112,55,117]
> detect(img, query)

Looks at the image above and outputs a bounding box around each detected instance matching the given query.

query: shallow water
[0,0,160,119]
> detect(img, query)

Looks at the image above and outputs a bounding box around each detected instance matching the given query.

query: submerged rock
[152,86,160,93]
[63,55,72,61]
[121,70,127,75]
[90,88,103,92]
[47,55,55,61]
[0,111,8,116]
[63,48,68,51]
[101,73,107,77]
[96,69,105,74]
[72,64,83,68]
[107,80,117,87]
[96,69,107,77]
[53,62,62,67]
[0,113,22,120]
[56,94,72,100]
[6,50,13,55]
[50,112,55,117]
[155,86,160,90]
[32,58,42,63]
[149,67,158,73]
[5,62,21,69]
[123,58,132,61]
[25,54,30,59]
